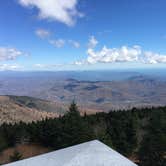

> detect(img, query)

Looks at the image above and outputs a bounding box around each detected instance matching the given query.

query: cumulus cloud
[88,36,98,49]
[0,47,24,61]
[35,28,50,39]
[143,51,166,64]
[75,36,166,65]
[0,64,23,71]
[18,0,83,26]
[35,28,81,48]
[49,39,66,48]
[49,39,81,48]
[86,45,142,64]
[68,40,80,48]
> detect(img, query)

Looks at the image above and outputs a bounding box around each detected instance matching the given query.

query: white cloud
[75,36,166,65]
[143,51,166,64]
[34,64,46,68]
[86,45,141,64]
[35,28,50,38]
[73,60,87,65]
[18,0,83,26]
[49,39,66,48]
[49,39,81,48]
[0,64,23,71]
[74,61,82,65]
[88,36,98,49]
[0,47,24,61]
[68,40,80,48]
[34,63,63,69]
[35,28,80,48]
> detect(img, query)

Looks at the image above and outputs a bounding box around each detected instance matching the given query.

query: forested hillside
[0,103,165,166]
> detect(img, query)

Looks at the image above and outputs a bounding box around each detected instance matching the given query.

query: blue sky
[0,0,166,70]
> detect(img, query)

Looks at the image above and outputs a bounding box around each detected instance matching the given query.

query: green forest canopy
[0,103,165,166]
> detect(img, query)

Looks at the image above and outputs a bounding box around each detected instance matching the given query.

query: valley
[0,71,165,112]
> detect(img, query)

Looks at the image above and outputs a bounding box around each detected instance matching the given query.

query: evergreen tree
[139,109,166,166]
[0,135,8,153]
[62,101,93,147]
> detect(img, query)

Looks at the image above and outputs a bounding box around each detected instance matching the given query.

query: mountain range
[0,95,102,124]
[0,71,165,112]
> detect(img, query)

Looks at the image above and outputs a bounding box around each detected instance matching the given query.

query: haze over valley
[0,69,165,114]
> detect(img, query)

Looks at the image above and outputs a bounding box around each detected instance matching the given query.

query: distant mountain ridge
[0,95,102,124]
[0,96,58,125]
[0,71,166,111]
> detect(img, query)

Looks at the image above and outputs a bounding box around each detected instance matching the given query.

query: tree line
[0,102,165,166]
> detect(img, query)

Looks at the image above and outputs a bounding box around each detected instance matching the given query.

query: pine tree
[62,101,93,147]
[139,109,166,166]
